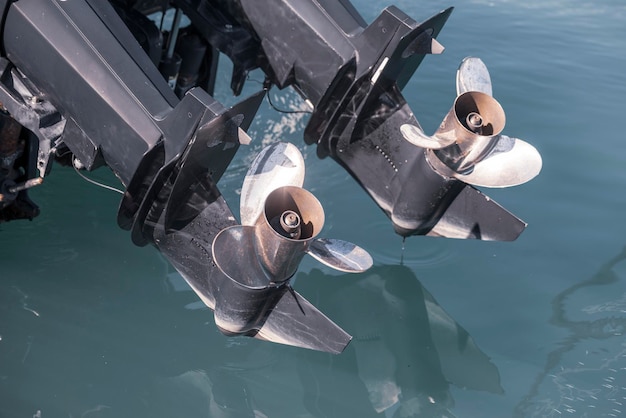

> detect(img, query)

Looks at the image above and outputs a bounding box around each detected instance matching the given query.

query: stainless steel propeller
[235,141,372,277]
[209,142,372,336]
[400,57,542,187]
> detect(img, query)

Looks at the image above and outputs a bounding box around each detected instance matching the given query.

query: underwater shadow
[144,264,503,418]
[289,263,503,418]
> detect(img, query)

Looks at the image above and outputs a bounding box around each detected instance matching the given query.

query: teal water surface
[2,1,626,417]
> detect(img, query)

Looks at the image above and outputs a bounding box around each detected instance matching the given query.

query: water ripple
[360,219,458,268]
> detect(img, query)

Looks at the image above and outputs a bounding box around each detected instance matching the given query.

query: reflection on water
[0,261,501,417]
[292,264,502,418]
[515,248,626,417]
[151,265,504,418]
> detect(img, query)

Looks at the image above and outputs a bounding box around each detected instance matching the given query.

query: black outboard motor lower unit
[0,0,541,352]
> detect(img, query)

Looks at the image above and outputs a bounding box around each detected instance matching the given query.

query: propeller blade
[456,57,493,96]
[307,238,373,273]
[446,135,542,188]
[240,142,305,226]
[400,123,454,149]
[212,225,266,286]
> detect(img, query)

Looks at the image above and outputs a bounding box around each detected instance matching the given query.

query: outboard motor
[188,0,543,240]
[0,0,372,353]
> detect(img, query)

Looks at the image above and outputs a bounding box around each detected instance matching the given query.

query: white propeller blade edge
[400,123,455,149]
[430,135,543,188]
[307,238,374,273]
[456,57,493,96]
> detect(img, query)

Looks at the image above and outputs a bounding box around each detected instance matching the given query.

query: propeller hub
[255,186,324,281]
[465,112,483,134]
[432,91,505,173]
[275,210,301,239]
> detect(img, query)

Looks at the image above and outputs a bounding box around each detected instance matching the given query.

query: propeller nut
[272,210,302,239]
[465,112,484,134]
